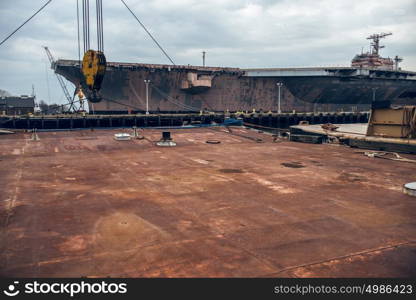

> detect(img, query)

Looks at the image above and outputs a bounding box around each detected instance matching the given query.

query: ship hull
[54,60,416,113]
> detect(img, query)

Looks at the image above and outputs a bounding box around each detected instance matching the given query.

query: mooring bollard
[31,128,40,141]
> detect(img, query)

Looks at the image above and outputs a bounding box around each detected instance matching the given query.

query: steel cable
[100,0,104,52]
[96,0,103,52]
[82,0,86,52]
[150,84,200,111]
[101,97,145,111]
[0,0,53,47]
[82,0,90,52]
[76,0,81,62]
[86,0,90,50]
[120,0,176,65]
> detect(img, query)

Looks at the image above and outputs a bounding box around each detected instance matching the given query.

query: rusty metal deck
[0,127,415,277]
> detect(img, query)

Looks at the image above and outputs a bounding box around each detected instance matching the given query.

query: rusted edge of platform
[290,123,416,153]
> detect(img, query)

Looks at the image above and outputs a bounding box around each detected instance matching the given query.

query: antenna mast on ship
[367,32,392,55]
[394,55,403,71]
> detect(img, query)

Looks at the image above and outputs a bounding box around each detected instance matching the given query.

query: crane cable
[151,84,200,111]
[96,0,104,52]
[82,0,90,52]
[101,88,199,112]
[76,0,81,63]
[102,82,201,112]
[0,0,53,47]
[120,0,176,65]
[81,0,104,53]
[43,97,81,114]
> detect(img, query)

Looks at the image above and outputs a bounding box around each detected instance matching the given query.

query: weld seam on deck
[262,240,416,277]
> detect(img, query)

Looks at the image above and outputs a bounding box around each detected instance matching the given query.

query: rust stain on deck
[0,127,415,277]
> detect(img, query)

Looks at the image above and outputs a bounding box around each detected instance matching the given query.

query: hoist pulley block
[81,49,106,103]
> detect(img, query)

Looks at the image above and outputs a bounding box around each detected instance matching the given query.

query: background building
[0,95,35,115]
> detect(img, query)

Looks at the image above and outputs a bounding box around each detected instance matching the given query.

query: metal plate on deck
[403,182,416,197]
[114,133,131,140]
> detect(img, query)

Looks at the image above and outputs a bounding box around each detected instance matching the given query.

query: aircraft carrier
[54,33,416,114]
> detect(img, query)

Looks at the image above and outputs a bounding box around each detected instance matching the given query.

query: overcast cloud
[0,0,415,105]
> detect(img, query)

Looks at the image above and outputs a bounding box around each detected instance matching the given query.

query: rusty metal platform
[0,127,415,277]
[291,123,416,153]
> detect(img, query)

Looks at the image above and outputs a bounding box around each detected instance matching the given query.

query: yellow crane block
[81,50,106,102]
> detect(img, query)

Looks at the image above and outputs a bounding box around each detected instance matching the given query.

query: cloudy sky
[0,0,415,105]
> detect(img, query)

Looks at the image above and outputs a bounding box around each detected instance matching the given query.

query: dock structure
[0,111,369,130]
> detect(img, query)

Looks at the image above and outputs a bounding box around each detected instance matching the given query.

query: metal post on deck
[144,79,151,115]
[276,82,283,114]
